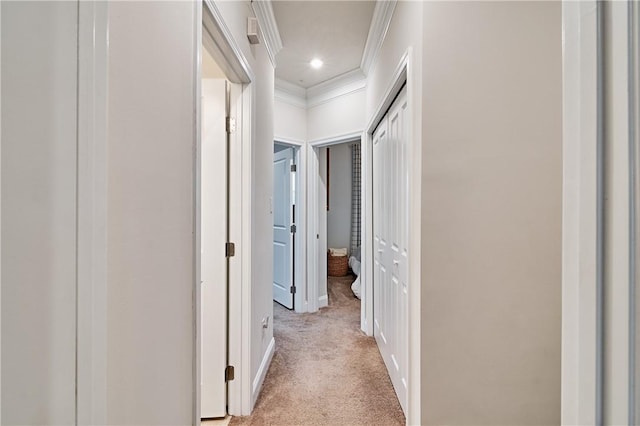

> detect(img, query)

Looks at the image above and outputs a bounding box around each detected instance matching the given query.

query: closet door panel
[372,86,409,414]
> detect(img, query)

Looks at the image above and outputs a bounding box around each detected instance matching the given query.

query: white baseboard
[251,337,275,408]
[318,295,328,308]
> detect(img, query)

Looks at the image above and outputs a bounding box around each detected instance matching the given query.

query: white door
[273,147,295,309]
[373,86,409,414]
[201,78,228,418]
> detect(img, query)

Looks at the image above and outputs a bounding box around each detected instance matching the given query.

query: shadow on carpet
[230,274,405,426]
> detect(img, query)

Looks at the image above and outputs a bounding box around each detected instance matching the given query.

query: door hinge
[226,117,236,134]
[290,286,296,294]
[225,242,235,257]
[290,224,297,234]
[291,164,297,172]
[225,365,235,382]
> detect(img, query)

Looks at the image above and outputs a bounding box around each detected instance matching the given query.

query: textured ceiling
[272,1,375,89]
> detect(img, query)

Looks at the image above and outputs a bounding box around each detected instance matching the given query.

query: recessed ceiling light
[310,58,323,69]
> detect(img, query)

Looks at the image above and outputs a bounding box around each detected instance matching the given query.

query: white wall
[106,2,197,423]
[327,143,352,252]
[106,1,276,420]
[274,99,306,143]
[1,2,78,424]
[367,1,562,424]
[307,89,366,142]
[249,45,276,398]
[421,2,561,424]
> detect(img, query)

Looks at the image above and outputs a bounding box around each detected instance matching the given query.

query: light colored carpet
[230,274,405,426]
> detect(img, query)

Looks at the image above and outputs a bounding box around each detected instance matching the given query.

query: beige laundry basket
[327,251,348,277]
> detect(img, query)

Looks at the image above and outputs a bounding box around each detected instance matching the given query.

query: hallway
[230,275,405,425]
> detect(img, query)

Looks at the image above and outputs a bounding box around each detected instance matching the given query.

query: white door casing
[273,147,295,309]
[373,86,409,414]
[201,78,228,418]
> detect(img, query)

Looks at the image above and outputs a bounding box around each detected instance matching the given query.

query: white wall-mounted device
[247,17,259,44]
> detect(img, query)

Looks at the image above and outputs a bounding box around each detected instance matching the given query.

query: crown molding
[275,78,307,108]
[251,0,283,67]
[360,0,397,75]
[275,69,366,109]
[306,69,366,108]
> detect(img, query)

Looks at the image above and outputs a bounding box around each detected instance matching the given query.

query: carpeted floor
[230,274,405,426]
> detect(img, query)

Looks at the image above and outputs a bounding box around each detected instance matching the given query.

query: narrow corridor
[230,275,405,425]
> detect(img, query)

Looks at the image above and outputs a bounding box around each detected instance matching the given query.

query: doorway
[197,2,254,421]
[320,141,362,306]
[308,135,361,315]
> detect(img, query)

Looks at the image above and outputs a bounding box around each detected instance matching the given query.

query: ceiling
[271,1,376,89]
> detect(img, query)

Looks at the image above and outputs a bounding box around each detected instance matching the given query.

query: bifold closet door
[1,2,79,424]
[372,86,409,414]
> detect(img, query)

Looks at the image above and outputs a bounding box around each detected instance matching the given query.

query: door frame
[362,48,421,425]
[73,0,255,422]
[308,133,362,313]
[199,0,254,419]
[562,1,640,423]
[273,140,306,312]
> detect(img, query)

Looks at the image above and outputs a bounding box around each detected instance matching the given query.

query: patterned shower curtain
[350,143,361,255]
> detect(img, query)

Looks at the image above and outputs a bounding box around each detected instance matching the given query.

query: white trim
[251,337,275,407]
[227,82,252,416]
[203,0,254,84]
[274,90,307,109]
[561,1,601,424]
[318,295,328,309]
[275,78,306,99]
[76,2,109,424]
[307,132,364,315]
[275,71,366,110]
[307,84,365,110]
[237,82,254,416]
[306,69,366,108]
[0,2,3,419]
[631,1,640,422]
[274,136,305,147]
[363,48,421,425]
[603,1,632,423]
[360,0,397,76]
[251,0,282,68]
[275,78,306,109]
[194,5,203,424]
[306,146,321,313]
[308,131,362,148]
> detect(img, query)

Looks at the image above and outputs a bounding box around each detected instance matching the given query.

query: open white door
[201,78,228,418]
[273,147,295,309]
